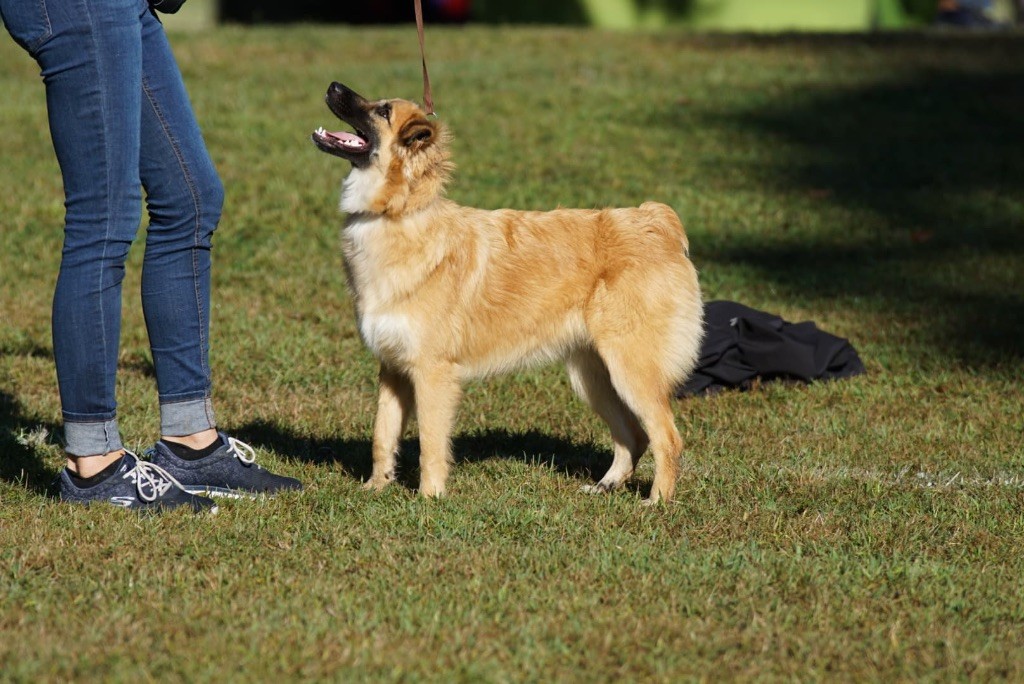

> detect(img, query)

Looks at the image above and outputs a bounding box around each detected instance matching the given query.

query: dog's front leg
[411,364,461,497]
[365,365,415,491]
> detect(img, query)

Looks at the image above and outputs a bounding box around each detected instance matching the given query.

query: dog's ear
[399,117,436,151]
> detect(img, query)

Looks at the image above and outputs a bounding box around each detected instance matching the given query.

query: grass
[2,24,1024,681]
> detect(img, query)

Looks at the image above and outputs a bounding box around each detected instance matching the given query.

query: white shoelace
[227,437,258,466]
[122,456,188,502]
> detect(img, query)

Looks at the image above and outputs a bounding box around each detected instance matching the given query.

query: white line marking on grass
[758,463,1024,491]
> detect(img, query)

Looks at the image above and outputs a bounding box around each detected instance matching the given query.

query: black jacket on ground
[677,300,866,397]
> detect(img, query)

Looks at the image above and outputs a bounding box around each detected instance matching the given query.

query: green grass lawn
[2,25,1024,681]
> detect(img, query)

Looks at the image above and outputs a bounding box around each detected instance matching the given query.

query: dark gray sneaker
[147,433,303,498]
[58,451,218,514]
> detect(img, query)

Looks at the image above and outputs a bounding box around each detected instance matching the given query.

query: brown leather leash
[413,0,436,116]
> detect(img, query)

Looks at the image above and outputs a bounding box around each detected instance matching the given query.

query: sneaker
[58,451,217,514]
[147,433,303,498]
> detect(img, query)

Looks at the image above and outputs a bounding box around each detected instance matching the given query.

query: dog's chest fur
[340,167,386,215]
[340,211,448,364]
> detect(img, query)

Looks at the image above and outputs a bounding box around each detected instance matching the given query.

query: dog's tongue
[325,130,366,148]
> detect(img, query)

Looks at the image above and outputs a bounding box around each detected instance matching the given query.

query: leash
[413,0,436,116]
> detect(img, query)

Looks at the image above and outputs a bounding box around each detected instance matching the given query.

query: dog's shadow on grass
[454,428,614,482]
[0,390,61,497]
[232,419,617,492]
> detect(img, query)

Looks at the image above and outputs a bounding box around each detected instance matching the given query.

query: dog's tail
[639,201,690,259]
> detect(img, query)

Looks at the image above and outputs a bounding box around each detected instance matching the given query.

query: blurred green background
[470,0,938,29]
[168,0,1021,30]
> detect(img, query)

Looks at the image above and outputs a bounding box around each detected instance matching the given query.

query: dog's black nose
[327,83,368,108]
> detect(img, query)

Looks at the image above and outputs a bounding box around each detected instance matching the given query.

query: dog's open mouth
[312,83,378,167]
[312,127,369,154]
[311,83,385,167]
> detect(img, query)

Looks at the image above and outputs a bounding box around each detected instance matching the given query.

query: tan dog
[312,83,703,503]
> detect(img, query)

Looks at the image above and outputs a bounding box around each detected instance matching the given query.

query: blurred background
[205,0,1021,29]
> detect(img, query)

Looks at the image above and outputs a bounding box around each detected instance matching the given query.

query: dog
[312,83,703,503]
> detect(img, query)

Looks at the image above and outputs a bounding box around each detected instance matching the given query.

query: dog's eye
[375,104,392,122]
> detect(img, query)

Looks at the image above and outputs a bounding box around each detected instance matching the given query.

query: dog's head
[312,82,452,217]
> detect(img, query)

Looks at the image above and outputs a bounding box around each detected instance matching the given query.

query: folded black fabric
[677,300,865,397]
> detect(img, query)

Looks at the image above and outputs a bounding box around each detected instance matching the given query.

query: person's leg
[25,0,147,476]
[2,0,217,513]
[133,11,300,496]
[136,8,223,450]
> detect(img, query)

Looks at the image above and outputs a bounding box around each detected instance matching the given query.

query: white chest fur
[340,167,385,215]
[358,312,417,360]
[341,215,421,363]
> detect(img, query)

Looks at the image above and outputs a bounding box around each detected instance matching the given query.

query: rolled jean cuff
[64,417,124,457]
[160,397,216,437]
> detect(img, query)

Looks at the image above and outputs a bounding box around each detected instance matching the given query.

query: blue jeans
[1,0,222,455]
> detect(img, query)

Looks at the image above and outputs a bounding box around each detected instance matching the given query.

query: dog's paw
[581,482,615,495]
[641,496,664,507]
[418,480,447,498]
[362,476,393,492]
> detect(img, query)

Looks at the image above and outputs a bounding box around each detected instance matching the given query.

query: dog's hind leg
[366,364,415,491]
[566,348,648,494]
[596,346,683,506]
[411,363,462,497]
[586,255,700,504]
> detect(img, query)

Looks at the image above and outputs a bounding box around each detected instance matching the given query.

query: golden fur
[316,87,703,503]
